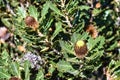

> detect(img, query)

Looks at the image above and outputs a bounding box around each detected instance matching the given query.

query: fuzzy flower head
[21,52,43,70]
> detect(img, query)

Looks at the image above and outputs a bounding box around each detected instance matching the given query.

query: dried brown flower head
[9,77,21,80]
[74,40,88,58]
[86,24,98,38]
[25,16,39,31]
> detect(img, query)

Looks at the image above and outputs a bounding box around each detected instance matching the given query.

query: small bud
[74,40,88,58]
[25,16,39,31]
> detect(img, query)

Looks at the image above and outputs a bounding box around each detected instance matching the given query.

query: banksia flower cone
[74,40,88,58]
[25,16,39,31]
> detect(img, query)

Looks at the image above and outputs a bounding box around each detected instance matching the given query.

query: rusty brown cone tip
[74,40,88,59]
[86,24,98,39]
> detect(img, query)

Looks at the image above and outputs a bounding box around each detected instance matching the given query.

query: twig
[64,14,72,27]
[60,0,65,7]
[6,3,16,16]
[88,0,94,23]
[60,0,73,27]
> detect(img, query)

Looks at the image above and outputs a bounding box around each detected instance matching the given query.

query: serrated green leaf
[0,69,10,79]
[1,18,11,27]
[113,70,120,78]
[80,32,89,40]
[57,60,73,72]
[71,32,88,44]
[93,9,102,16]
[110,61,120,73]
[86,50,103,60]
[10,62,21,78]
[51,22,62,40]
[88,36,104,51]
[59,41,74,54]
[57,60,79,75]
[24,61,30,80]
[41,1,50,17]
[79,5,90,10]
[44,19,53,32]
[0,49,9,66]
[71,32,80,43]
[17,6,26,18]
[28,5,39,20]
[49,1,63,16]
[36,69,44,80]
[107,41,117,51]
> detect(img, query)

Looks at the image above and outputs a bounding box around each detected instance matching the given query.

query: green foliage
[0,0,120,80]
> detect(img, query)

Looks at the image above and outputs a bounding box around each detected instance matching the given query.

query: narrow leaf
[36,69,44,80]
[10,62,21,78]
[24,61,30,80]
[17,6,26,18]
[57,60,79,75]
[41,1,50,17]
[0,69,10,79]
[49,1,63,16]
[28,5,39,20]
[51,22,62,40]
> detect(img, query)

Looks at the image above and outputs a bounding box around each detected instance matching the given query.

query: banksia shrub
[0,0,120,80]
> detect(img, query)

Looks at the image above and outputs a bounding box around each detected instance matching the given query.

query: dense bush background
[0,0,120,80]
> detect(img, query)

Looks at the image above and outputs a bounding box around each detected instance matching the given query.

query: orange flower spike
[86,24,98,39]
[74,40,88,59]
[25,16,39,31]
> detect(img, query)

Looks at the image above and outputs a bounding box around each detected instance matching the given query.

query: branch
[60,0,73,27]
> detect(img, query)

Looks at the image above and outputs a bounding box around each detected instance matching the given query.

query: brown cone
[25,16,39,31]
